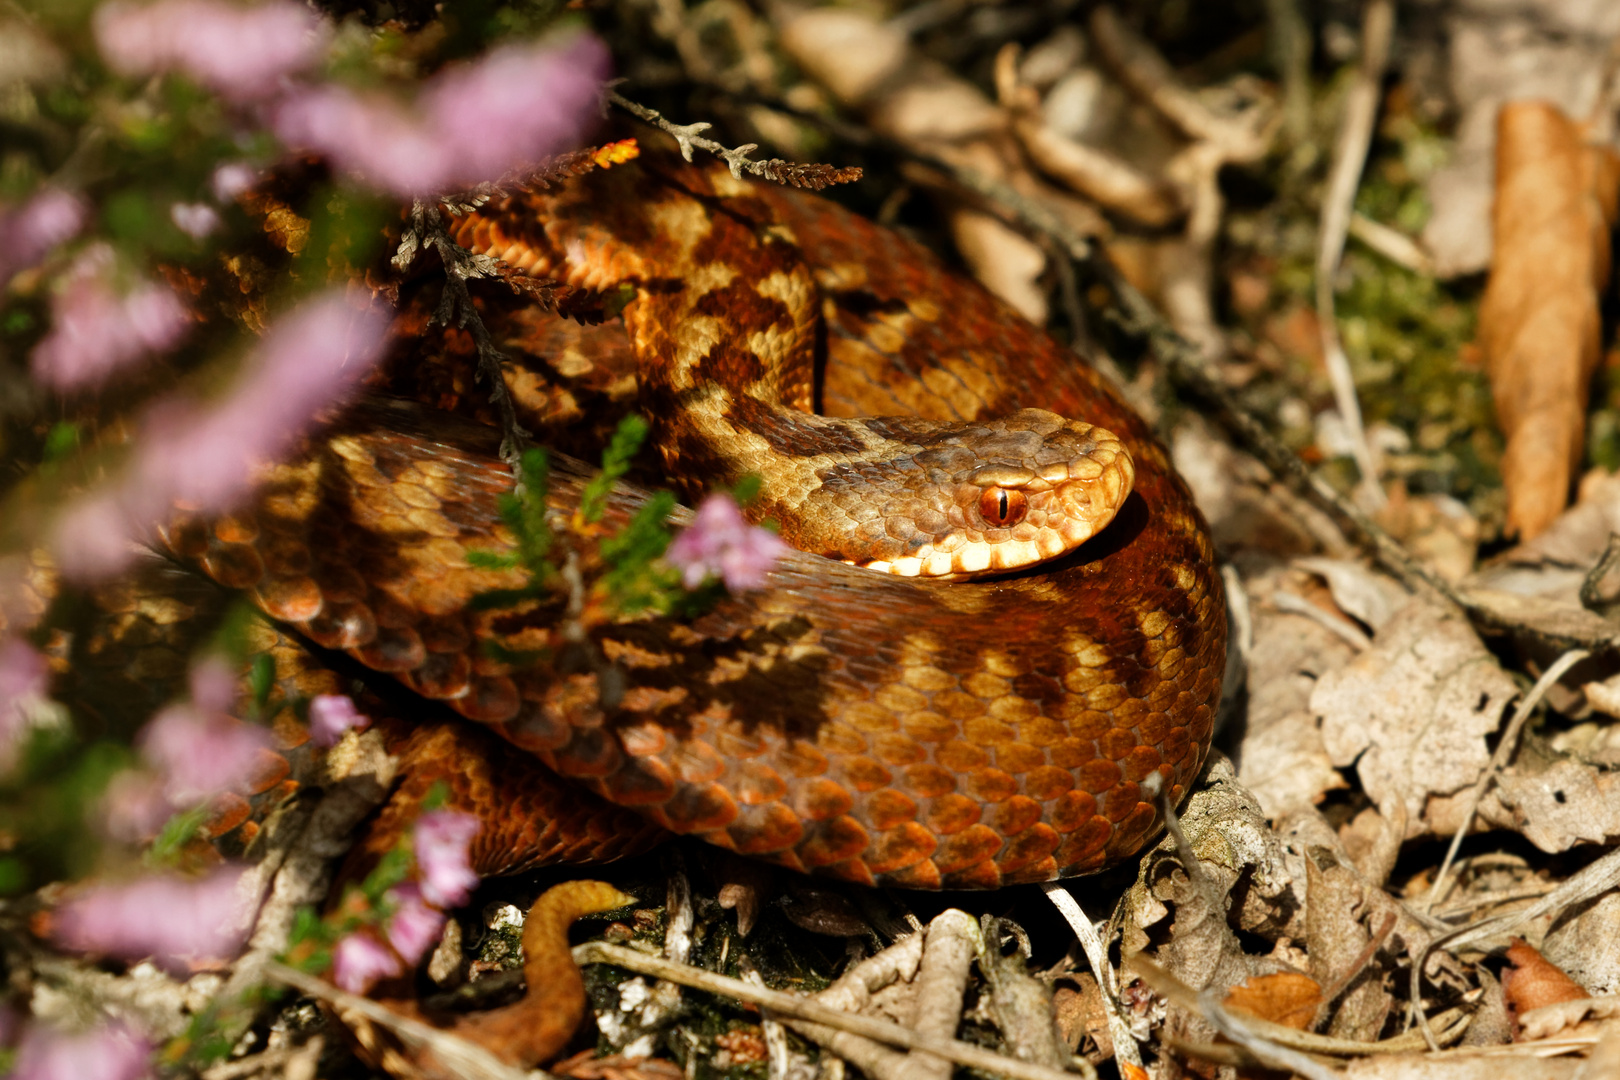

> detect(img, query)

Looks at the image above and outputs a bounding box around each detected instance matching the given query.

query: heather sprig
[469,413,787,649]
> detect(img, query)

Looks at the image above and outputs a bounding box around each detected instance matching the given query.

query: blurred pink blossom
[31,245,190,390]
[187,655,236,713]
[211,163,259,202]
[0,187,87,282]
[54,867,249,965]
[665,494,787,592]
[331,931,401,994]
[12,1021,151,1080]
[414,809,479,908]
[308,693,370,747]
[0,636,47,772]
[94,0,325,102]
[48,494,139,583]
[98,770,173,843]
[138,657,269,805]
[170,202,221,239]
[385,882,446,964]
[50,289,390,580]
[273,33,608,197]
[139,702,268,807]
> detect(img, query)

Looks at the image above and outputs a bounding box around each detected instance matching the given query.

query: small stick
[1421,647,1591,918]
[263,960,538,1080]
[1041,884,1144,1073]
[1316,910,1398,1006]
[572,941,1098,1080]
[1315,0,1396,507]
[1409,841,1620,1050]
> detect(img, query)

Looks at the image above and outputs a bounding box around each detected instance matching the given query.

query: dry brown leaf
[1544,893,1620,997]
[1505,939,1590,1027]
[1052,976,1112,1058]
[1477,101,1620,540]
[1312,595,1519,831]
[1221,972,1322,1030]
[1492,758,1620,852]
[1519,996,1620,1042]
[777,9,1052,323]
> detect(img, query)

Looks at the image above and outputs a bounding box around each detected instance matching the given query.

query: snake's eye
[979,487,1028,526]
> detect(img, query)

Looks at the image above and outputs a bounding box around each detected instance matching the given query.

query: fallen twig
[1041,884,1144,1074]
[1315,0,1396,507]
[1421,647,1592,918]
[264,960,538,1080]
[1410,844,1620,1049]
[607,93,861,190]
[572,940,1099,1080]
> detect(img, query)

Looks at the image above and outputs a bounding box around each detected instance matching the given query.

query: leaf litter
[22,2,1620,1079]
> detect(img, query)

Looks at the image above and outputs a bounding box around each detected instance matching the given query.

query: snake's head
[849,408,1136,580]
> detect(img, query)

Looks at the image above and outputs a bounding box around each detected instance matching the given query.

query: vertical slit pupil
[998,491,1009,520]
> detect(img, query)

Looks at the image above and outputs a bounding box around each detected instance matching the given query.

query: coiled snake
[167,157,1225,891]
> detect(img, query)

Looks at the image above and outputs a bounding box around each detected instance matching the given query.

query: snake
[162,154,1225,892]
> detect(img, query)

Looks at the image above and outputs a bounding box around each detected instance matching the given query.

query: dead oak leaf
[1312,595,1518,831]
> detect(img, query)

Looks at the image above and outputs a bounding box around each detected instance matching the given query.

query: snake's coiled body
[167,160,1224,889]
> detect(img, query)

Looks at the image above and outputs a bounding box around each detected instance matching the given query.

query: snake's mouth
[852,428,1137,580]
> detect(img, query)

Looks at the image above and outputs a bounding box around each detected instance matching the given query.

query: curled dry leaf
[1504,939,1590,1029]
[1478,101,1620,540]
[1519,996,1620,1042]
[1222,972,1322,1031]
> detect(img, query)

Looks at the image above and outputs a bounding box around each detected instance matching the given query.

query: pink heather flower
[31,245,190,390]
[273,33,608,198]
[665,494,788,592]
[54,867,249,965]
[413,809,479,908]
[187,655,236,714]
[98,770,173,843]
[12,1022,151,1080]
[50,289,390,581]
[137,658,268,805]
[94,0,325,102]
[211,162,259,202]
[331,931,401,994]
[0,187,87,282]
[170,202,221,239]
[139,705,268,806]
[385,882,446,964]
[47,493,141,583]
[0,637,48,772]
[308,693,370,747]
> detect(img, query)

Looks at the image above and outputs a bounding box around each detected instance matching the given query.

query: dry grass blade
[1315,0,1395,508]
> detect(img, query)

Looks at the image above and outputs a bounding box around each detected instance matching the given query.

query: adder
[164,153,1226,894]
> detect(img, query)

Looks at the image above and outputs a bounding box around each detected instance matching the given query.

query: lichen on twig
[608,92,862,190]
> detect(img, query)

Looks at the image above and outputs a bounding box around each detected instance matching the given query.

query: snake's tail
[435,881,637,1070]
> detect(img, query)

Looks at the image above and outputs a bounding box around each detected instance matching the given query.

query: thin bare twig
[607,93,861,190]
[263,960,540,1080]
[1422,647,1592,918]
[396,200,531,463]
[572,940,1098,1080]
[1315,0,1396,508]
[1041,884,1144,1073]
[1410,843,1620,1050]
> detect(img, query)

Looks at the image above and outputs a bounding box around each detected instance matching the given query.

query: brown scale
[166,157,1224,890]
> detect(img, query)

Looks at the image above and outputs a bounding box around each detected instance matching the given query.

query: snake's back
[169,157,1225,889]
